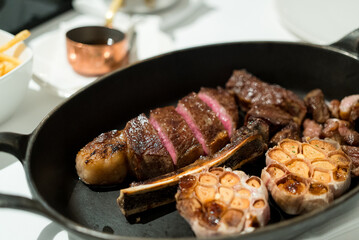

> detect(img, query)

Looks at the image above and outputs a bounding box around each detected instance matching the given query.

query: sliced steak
[198,87,239,137]
[176,92,229,155]
[304,89,330,123]
[150,106,204,168]
[302,118,323,140]
[125,114,174,180]
[226,69,306,124]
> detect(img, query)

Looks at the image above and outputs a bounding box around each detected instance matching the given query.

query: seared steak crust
[125,114,174,180]
[226,69,306,124]
[150,106,204,168]
[177,92,229,155]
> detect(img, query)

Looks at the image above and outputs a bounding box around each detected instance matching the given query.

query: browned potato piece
[75,130,128,185]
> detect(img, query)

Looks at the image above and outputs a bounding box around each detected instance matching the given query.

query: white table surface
[1,0,359,239]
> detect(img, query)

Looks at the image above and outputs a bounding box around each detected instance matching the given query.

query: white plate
[29,29,97,98]
[275,0,359,45]
[29,14,173,98]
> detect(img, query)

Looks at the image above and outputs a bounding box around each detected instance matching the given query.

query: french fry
[13,43,26,58]
[0,29,30,77]
[0,30,30,53]
[3,61,16,75]
[0,62,4,76]
[0,52,21,65]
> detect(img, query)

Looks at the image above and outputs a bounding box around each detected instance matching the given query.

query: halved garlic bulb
[261,138,351,215]
[176,167,269,237]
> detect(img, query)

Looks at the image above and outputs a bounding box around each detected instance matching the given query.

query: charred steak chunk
[328,99,340,119]
[339,95,359,122]
[302,118,323,140]
[150,106,204,168]
[269,122,301,147]
[226,69,306,124]
[176,92,229,155]
[125,114,174,180]
[322,119,359,146]
[304,89,330,123]
[342,145,359,176]
[245,104,294,131]
[198,87,239,137]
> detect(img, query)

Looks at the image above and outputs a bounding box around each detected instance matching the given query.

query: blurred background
[0,0,72,34]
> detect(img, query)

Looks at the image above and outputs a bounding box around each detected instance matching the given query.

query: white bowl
[0,29,33,124]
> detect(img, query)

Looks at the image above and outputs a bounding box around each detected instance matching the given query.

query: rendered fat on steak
[176,92,229,155]
[198,87,239,137]
[226,69,306,124]
[125,114,174,180]
[150,106,204,168]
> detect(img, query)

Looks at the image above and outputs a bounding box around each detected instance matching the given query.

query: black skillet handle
[0,132,56,221]
[0,132,29,162]
[330,28,359,56]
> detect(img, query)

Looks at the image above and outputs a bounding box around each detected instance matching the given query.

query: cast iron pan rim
[25,40,359,239]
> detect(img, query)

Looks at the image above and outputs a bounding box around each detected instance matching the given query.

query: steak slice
[176,92,229,155]
[198,87,239,137]
[150,106,204,168]
[125,114,174,180]
[226,69,306,124]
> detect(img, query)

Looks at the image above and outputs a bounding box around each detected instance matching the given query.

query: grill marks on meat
[226,69,306,125]
[177,92,229,155]
[125,114,174,180]
[198,87,239,137]
[304,89,330,123]
[150,106,204,168]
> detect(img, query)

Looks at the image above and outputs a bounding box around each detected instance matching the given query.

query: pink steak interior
[150,117,178,165]
[198,92,233,137]
[176,103,209,155]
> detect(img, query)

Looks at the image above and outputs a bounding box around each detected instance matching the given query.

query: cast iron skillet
[1,29,359,240]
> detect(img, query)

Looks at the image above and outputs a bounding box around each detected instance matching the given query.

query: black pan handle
[0,132,59,223]
[0,132,29,163]
[330,28,359,56]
